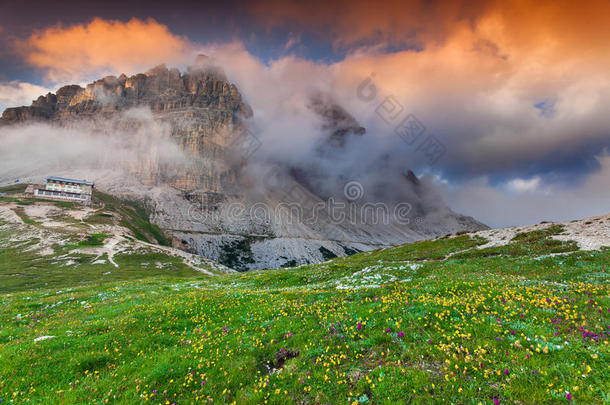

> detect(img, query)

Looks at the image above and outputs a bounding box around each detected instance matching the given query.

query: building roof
[47,176,94,186]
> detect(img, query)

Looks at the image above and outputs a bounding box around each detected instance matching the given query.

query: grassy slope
[0,223,608,403]
[0,187,210,293]
[92,190,171,247]
[0,236,208,293]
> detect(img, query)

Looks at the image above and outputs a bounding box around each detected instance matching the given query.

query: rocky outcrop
[308,93,366,148]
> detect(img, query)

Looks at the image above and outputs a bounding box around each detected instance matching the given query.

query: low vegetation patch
[12,207,38,225]
[93,191,171,246]
[80,233,109,247]
[0,183,27,194]
[454,226,579,259]
[84,211,115,225]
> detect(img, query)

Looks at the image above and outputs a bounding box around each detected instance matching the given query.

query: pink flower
[397,332,405,338]
[493,398,500,405]
[565,392,573,401]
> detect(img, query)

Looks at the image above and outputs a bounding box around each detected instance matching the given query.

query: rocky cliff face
[1,57,251,195]
[0,58,488,270]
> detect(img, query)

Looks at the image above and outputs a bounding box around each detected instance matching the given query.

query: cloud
[245,0,610,184]
[16,18,195,82]
[202,31,610,179]
[284,32,301,51]
[505,176,543,194]
[249,0,610,56]
[197,35,610,225]
[320,16,610,181]
[0,107,188,189]
[0,81,53,112]
[442,152,610,228]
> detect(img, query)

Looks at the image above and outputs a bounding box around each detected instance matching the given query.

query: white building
[34,176,94,203]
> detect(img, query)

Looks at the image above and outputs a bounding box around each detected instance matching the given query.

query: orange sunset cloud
[250,0,610,56]
[16,17,194,82]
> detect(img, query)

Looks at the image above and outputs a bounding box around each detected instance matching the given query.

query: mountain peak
[0,60,250,124]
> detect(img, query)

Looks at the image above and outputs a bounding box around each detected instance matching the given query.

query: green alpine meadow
[0,186,608,404]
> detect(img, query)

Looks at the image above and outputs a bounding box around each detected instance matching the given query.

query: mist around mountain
[0,57,487,270]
